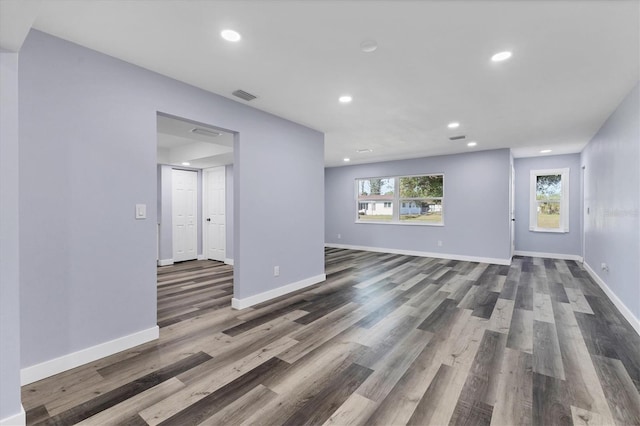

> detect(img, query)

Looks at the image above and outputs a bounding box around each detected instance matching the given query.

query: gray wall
[0,51,22,422]
[514,154,582,256]
[582,82,639,320]
[19,30,324,369]
[325,149,512,262]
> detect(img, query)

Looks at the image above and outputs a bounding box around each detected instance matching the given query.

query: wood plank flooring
[22,249,640,425]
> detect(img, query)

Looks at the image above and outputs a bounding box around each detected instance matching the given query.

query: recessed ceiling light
[221,29,241,42]
[356,148,373,153]
[339,95,352,103]
[343,157,351,162]
[181,162,191,166]
[360,40,378,53]
[448,122,460,129]
[540,149,552,153]
[467,142,477,147]
[491,51,512,62]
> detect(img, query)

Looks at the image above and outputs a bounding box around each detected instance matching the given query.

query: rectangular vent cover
[449,135,466,141]
[232,89,257,101]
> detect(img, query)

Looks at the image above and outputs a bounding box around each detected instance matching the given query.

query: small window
[530,168,569,232]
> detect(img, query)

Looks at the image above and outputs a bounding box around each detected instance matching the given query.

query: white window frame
[355,173,444,226]
[529,168,569,233]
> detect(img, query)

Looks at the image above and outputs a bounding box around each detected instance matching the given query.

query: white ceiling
[2,0,639,167]
[157,114,234,169]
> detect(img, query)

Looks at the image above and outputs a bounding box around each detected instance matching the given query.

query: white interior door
[172,169,198,262]
[510,164,516,257]
[204,167,226,262]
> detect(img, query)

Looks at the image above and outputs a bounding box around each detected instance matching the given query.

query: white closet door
[172,169,198,262]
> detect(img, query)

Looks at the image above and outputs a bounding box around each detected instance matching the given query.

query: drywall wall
[325,149,512,263]
[514,154,582,257]
[0,51,23,424]
[582,82,639,321]
[19,30,324,374]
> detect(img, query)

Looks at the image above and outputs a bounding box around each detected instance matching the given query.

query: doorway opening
[156,112,235,267]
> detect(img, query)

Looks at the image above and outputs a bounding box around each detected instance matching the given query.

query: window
[357,177,394,222]
[399,175,443,224]
[356,174,444,225]
[530,168,569,232]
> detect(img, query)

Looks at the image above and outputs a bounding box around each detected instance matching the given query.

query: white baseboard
[224,258,234,266]
[0,406,25,426]
[157,258,174,266]
[20,326,159,385]
[197,254,206,260]
[513,250,583,262]
[325,243,511,266]
[583,262,640,336]
[232,273,326,310]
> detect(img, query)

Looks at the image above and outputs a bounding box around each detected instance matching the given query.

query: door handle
[206,218,211,222]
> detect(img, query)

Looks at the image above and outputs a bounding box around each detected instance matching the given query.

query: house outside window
[530,168,569,232]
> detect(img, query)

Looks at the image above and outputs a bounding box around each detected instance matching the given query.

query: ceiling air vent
[232,89,257,101]
[449,135,466,141]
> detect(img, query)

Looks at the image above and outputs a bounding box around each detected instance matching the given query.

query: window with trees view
[530,168,569,232]
[356,174,444,225]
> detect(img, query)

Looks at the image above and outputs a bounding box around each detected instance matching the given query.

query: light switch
[135,204,146,219]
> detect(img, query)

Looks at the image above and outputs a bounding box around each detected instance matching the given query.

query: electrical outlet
[274,266,280,277]
[437,240,443,247]
[601,263,609,272]
[337,233,341,239]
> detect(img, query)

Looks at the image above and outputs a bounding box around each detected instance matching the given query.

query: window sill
[356,220,444,227]
[529,227,568,234]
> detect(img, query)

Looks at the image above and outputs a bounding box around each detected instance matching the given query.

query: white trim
[197,254,206,260]
[157,258,174,266]
[224,258,234,266]
[20,326,159,385]
[0,406,25,426]
[232,273,326,310]
[513,250,583,262]
[325,243,511,266]
[583,262,640,336]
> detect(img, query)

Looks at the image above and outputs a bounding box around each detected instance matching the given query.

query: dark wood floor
[22,249,640,425]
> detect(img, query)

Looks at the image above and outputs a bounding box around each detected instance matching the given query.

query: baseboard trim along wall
[197,254,206,260]
[325,243,511,266]
[232,273,327,310]
[583,262,640,336]
[20,326,159,385]
[513,250,584,263]
[224,258,234,266]
[0,406,25,426]
[157,258,174,266]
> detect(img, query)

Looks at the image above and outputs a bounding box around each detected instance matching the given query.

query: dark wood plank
[281,362,373,426]
[533,372,573,426]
